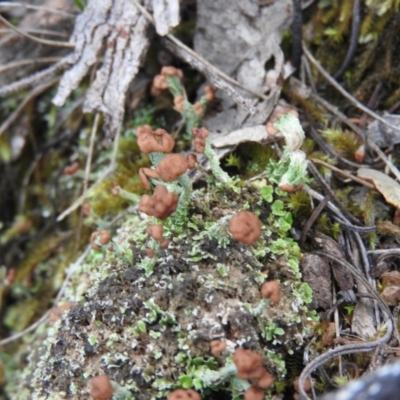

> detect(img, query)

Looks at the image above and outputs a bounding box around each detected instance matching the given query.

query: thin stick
[0,2,75,17]
[57,122,122,222]
[0,14,74,48]
[0,28,69,38]
[18,155,41,213]
[303,184,341,215]
[367,249,400,256]
[310,158,375,189]
[368,143,400,182]
[0,78,59,136]
[74,113,100,248]
[307,124,368,169]
[309,91,400,182]
[308,161,362,225]
[299,195,329,246]
[0,57,61,74]
[130,0,267,101]
[304,185,375,232]
[0,58,68,97]
[303,44,400,134]
[302,55,317,93]
[83,114,100,194]
[333,0,361,80]
[332,285,343,378]
[394,305,400,346]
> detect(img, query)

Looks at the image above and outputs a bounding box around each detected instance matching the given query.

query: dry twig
[0,14,74,48]
[0,2,75,17]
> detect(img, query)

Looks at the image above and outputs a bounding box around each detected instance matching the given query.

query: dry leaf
[357,168,400,208]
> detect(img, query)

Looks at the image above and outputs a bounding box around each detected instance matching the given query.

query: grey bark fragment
[83,0,150,138]
[351,247,377,338]
[152,0,180,35]
[164,39,258,115]
[367,114,400,147]
[314,233,356,302]
[352,298,377,338]
[53,0,151,138]
[210,125,279,149]
[52,0,114,106]
[300,253,332,310]
[193,0,291,135]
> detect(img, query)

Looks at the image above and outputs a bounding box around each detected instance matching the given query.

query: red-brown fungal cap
[293,376,312,393]
[158,154,191,181]
[187,153,197,169]
[354,144,365,164]
[265,102,298,136]
[136,125,175,154]
[204,85,215,102]
[49,302,75,325]
[233,348,265,380]
[161,66,183,78]
[147,224,164,241]
[194,101,203,116]
[278,182,304,193]
[63,161,80,175]
[139,185,179,220]
[152,74,168,90]
[91,230,111,250]
[192,127,209,153]
[90,375,113,400]
[228,211,261,245]
[110,184,120,196]
[265,121,279,136]
[244,386,264,400]
[210,339,226,355]
[136,124,153,136]
[160,238,170,249]
[255,370,275,389]
[174,95,185,112]
[167,389,201,400]
[139,153,192,190]
[4,268,16,286]
[145,248,155,258]
[260,280,281,304]
[192,127,209,141]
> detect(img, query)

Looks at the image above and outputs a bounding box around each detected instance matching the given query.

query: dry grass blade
[0,28,69,38]
[311,159,375,189]
[0,2,76,17]
[0,78,59,136]
[0,14,74,48]
[0,57,61,74]
[0,59,68,97]
[303,44,400,134]
[310,90,400,182]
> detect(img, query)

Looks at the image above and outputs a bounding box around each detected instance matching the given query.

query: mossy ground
[8,182,315,400]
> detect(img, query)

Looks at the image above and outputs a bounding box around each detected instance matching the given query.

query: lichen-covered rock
[13,185,316,399]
